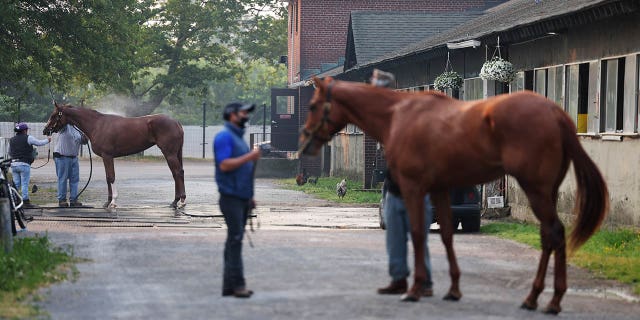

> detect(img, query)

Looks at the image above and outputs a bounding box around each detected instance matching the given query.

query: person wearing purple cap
[9,122,51,208]
[214,102,260,298]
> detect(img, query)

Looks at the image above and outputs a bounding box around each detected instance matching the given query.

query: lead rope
[30,144,51,169]
[72,125,93,200]
[245,157,259,248]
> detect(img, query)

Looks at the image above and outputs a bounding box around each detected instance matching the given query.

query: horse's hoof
[520,301,537,311]
[176,200,186,209]
[443,292,462,301]
[400,292,420,302]
[543,305,561,315]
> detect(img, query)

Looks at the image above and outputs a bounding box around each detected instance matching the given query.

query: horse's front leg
[400,191,428,302]
[102,157,118,209]
[431,190,462,301]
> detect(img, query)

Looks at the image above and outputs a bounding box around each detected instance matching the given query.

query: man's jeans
[384,192,433,287]
[11,164,31,201]
[54,157,80,201]
[219,194,251,292]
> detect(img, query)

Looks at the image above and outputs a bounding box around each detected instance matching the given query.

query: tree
[0,0,288,118]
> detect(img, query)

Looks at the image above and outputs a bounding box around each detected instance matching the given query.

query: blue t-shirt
[213,122,254,199]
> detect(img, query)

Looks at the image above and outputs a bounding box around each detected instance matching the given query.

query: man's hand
[248,148,261,162]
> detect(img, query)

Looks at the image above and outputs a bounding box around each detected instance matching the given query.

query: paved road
[19,159,640,319]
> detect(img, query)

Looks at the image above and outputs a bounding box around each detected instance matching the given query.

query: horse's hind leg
[520,188,566,314]
[161,149,185,209]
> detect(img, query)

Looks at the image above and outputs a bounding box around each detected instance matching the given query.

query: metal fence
[0,122,270,160]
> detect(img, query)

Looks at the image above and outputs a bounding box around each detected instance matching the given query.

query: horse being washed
[44,102,186,209]
[300,77,608,314]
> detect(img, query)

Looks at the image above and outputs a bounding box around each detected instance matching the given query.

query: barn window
[463,78,483,100]
[600,57,625,133]
[565,63,590,133]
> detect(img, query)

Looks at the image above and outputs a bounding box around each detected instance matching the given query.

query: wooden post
[0,198,13,253]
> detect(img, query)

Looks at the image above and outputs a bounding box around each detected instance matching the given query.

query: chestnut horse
[43,102,186,209]
[300,77,608,314]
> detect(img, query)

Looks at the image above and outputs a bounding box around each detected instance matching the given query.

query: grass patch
[0,235,77,319]
[278,177,381,205]
[481,221,640,295]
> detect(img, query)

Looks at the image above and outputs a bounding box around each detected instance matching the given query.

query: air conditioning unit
[487,196,504,208]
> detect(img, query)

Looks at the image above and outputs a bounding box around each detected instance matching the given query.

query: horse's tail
[556,107,609,252]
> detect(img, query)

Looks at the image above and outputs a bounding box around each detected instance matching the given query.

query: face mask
[238,116,250,128]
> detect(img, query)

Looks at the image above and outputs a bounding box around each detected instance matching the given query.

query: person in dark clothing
[369,69,435,300]
[9,122,51,208]
[213,101,260,298]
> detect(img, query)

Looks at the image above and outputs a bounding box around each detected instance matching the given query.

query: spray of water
[93,94,137,116]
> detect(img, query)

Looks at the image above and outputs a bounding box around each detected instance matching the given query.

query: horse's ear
[324,76,334,84]
[54,101,59,108]
[312,77,323,89]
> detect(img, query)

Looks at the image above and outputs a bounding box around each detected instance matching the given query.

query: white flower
[434,71,463,90]
[480,57,516,83]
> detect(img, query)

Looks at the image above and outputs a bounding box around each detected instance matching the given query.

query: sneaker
[22,199,37,208]
[59,201,69,207]
[70,201,83,207]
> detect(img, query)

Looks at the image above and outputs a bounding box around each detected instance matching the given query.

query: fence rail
[0,122,270,160]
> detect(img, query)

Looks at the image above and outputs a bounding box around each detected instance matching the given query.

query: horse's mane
[62,104,103,115]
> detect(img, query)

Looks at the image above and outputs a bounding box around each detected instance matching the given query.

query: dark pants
[219,194,250,293]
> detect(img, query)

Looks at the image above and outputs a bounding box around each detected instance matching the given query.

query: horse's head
[43,102,70,135]
[299,77,348,156]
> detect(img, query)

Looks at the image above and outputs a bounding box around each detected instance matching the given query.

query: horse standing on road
[43,102,186,209]
[299,77,608,314]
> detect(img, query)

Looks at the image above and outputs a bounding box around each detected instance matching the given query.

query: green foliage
[279,177,381,204]
[481,222,640,295]
[0,0,288,120]
[157,59,286,125]
[0,236,72,292]
[0,235,74,319]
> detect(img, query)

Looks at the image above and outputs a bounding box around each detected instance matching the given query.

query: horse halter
[45,110,65,135]
[300,80,336,153]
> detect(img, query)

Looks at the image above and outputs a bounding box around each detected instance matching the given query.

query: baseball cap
[223,102,256,121]
[14,122,29,132]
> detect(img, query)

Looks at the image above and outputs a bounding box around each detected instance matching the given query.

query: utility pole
[202,102,207,159]
[262,103,267,142]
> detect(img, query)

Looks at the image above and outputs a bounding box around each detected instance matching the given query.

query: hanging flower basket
[434,71,463,91]
[480,57,516,83]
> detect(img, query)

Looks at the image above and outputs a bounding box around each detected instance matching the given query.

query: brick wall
[288,0,508,83]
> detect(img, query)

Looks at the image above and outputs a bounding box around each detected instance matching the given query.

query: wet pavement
[18,159,640,319]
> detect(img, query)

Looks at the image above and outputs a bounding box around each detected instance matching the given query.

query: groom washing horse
[43,102,186,209]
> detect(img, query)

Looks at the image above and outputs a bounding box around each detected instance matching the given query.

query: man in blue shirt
[214,101,260,298]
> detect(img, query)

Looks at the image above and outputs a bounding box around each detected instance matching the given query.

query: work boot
[233,287,253,298]
[59,200,69,207]
[70,201,83,207]
[377,279,407,294]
